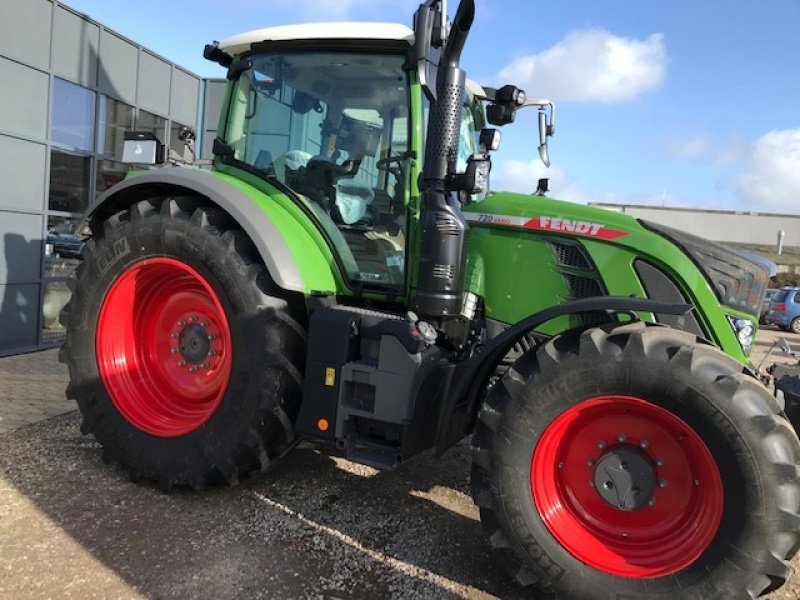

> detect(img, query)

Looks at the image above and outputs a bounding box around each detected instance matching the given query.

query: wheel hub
[592,445,656,511]
[178,322,212,364]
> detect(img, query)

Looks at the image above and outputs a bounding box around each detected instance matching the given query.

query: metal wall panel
[0,213,43,285]
[0,0,51,71]
[137,51,171,117]
[204,79,227,130]
[200,80,227,158]
[97,30,137,104]
[52,5,100,88]
[0,284,40,350]
[0,57,49,140]
[170,68,200,126]
[0,136,46,212]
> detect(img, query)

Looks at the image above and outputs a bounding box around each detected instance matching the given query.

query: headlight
[643,221,771,317]
[728,316,755,356]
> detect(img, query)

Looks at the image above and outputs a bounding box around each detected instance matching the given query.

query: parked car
[760,288,779,324]
[764,287,800,332]
[46,229,84,259]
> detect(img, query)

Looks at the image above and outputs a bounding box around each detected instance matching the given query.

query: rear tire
[790,318,800,334]
[470,322,800,599]
[60,197,306,489]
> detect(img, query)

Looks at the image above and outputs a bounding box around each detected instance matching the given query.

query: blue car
[765,287,800,333]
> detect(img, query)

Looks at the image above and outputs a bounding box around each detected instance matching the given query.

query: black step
[344,439,402,471]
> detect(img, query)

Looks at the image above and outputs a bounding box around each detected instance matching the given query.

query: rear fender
[83,167,338,294]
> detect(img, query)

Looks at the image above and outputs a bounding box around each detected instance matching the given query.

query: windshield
[222,51,410,292]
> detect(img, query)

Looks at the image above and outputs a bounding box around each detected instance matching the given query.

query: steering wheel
[376,155,405,180]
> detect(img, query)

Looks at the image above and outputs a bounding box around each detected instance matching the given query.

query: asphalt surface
[1,327,800,599]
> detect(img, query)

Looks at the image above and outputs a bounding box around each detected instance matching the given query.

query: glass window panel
[45,216,83,278]
[42,280,71,342]
[97,95,134,159]
[49,149,91,212]
[51,77,94,151]
[96,159,132,193]
[169,121,192,161]
[138,109,167,145]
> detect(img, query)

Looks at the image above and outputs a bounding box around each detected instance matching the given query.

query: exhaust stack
[414,0,475,318]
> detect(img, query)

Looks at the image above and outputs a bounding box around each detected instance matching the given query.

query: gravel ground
[1,326,800,599]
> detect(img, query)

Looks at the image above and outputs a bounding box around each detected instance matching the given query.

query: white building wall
[593,204,800,247]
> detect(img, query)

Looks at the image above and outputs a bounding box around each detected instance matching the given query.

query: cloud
[493,159,590,203]
[664,134,710,160]
[497,29,667,103]
[733,129,800,211]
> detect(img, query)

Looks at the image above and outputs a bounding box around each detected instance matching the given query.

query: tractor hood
[462,191,769,362]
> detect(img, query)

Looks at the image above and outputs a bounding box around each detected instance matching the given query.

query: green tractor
[61,0,800,597]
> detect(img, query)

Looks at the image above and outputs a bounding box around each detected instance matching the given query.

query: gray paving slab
[0,348,74,434]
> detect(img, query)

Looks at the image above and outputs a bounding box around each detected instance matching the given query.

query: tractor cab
[212,24,418,294]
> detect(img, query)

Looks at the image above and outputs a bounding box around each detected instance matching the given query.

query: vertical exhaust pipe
[415,0,475,318]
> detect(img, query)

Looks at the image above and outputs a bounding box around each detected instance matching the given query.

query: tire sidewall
[491,343,762,597]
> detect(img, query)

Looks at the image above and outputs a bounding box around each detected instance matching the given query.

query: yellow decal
[324,367,336,387]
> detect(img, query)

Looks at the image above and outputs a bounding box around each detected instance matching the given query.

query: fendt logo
[465,213,628,240]
[530,216,626,239]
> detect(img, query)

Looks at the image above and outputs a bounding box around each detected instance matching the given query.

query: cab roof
[218,22,415,56]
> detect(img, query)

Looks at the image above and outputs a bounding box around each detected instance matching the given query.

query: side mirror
[536,104,555,167]
[122,132,164,165]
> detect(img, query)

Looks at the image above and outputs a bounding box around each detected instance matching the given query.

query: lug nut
[189,366,197,373]
[658,479,668,488]
[190,316,198,322]
[208,350,216,356]
[201,321,209,327]
[617,433,627,443]
[177,320,186,327]
[640,439,649,449]
[208,334,216,341]
[171,332,180,338]
[178,360,186,367]
[201,362,209,369]
[648,498,656,506]
[655,457,665,467]
[587,459,595,467]
[597,440,606,449]
[171,348,179,354]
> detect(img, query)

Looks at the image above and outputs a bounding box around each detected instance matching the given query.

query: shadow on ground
[0,412,529,599]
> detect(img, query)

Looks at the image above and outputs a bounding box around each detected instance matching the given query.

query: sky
[62,0,800,214]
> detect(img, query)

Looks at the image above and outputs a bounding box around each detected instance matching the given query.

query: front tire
[60,197,306,489]
[471,322,800,599]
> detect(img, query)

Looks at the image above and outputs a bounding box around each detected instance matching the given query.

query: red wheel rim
[96,258,232,437]
[531,395,723,578]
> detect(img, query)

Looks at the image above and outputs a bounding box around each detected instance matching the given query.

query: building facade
[0,1,226,356]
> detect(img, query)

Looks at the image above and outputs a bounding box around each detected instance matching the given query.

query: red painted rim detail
[531,395,723,578]
[96,258,232,437]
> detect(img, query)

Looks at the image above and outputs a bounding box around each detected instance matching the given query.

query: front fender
[83,167,342,295]
[435,297,694,453]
